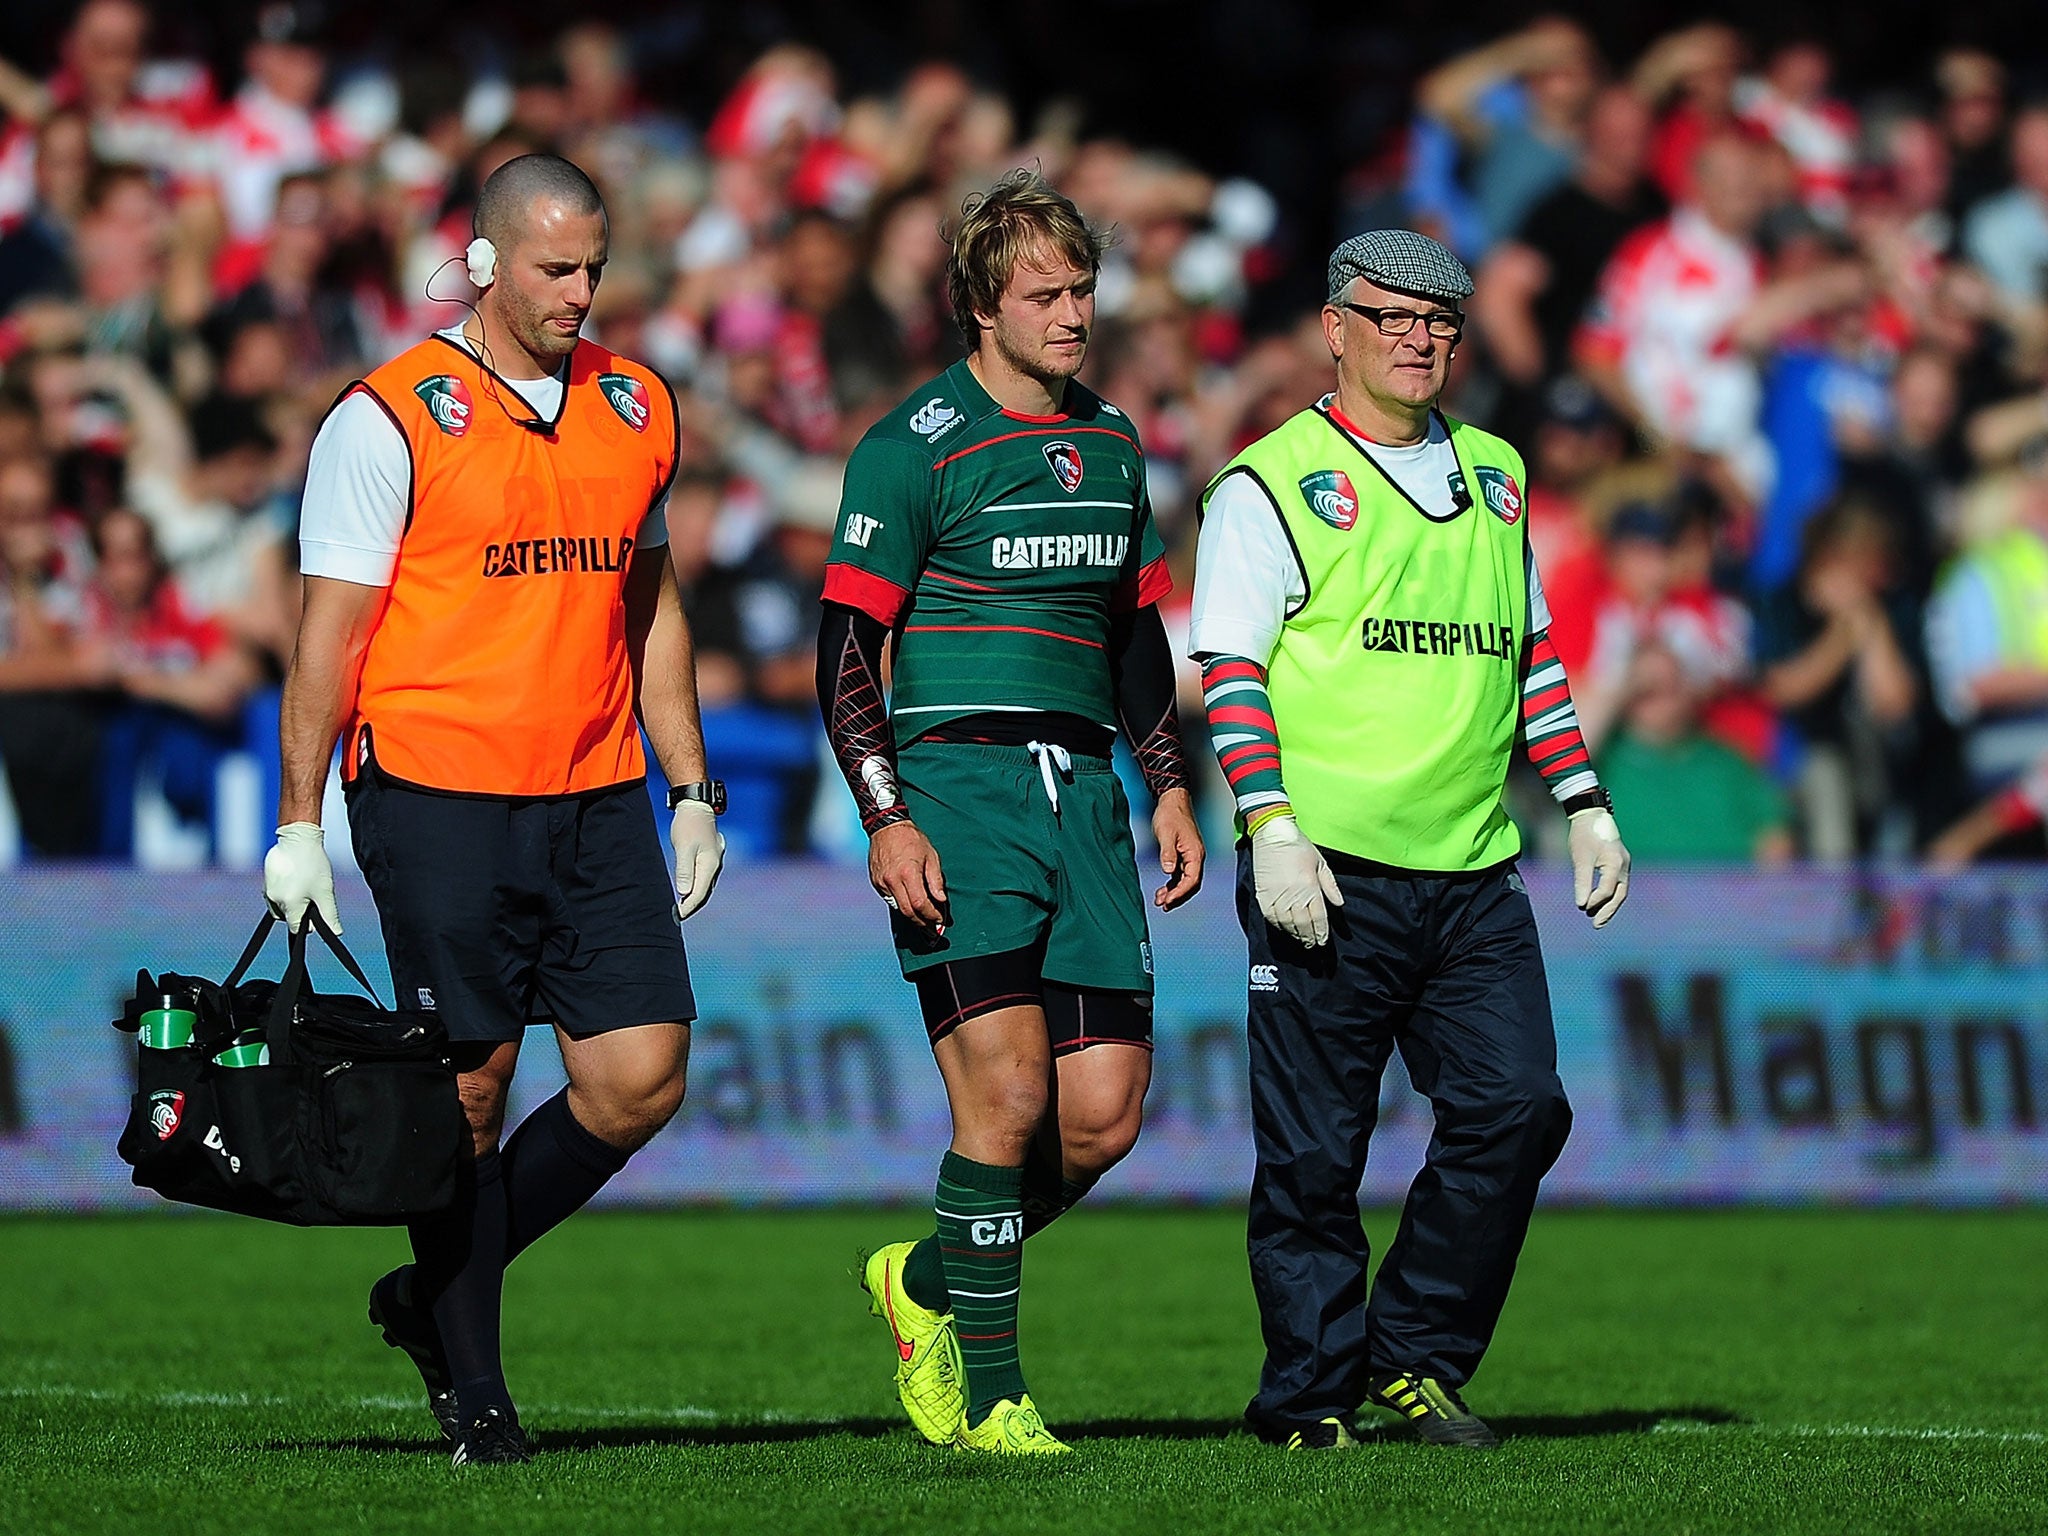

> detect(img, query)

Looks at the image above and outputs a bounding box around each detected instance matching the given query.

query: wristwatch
[667,779,727,814]
[1562,786,1614,816]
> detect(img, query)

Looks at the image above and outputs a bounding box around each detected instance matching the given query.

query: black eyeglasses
[1338,302,1464,340]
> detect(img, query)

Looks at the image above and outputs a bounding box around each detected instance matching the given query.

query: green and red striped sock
[933,1151,1027,1423]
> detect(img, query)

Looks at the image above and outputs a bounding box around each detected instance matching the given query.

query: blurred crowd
[1,2,2046,867]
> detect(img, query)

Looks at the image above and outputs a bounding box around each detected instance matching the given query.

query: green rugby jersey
[823,359,1171,746]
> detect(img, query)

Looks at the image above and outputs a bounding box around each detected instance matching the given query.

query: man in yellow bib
[1189,229,1631,1452]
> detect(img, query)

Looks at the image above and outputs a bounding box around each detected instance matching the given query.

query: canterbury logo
[908,397,960,440]
[1250,963,1279,992]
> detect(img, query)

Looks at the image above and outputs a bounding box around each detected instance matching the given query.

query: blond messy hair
[944,168,1113,348]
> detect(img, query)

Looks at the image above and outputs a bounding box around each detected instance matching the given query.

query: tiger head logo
[148,1089,185,1142]
[1298,469,1360,531]
[412,375,474,437]
[599,372,650,432]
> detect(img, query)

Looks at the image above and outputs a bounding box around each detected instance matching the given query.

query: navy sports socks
[409,1148,511,1418]
[501,1088,631,1263]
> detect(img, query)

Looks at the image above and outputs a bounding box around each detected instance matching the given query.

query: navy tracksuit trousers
[1238,844,1572,1433]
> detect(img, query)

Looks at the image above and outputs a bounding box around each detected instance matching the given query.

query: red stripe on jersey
[1207,703,1277,730]
[1522,681,1570,715]
[1112,555,1174,612]
[822,564,912,626]
[1541,745,1591,773]
[903,623,1104,649]
[1224,756,1282,786]
[1218,743,1272,769]
[922,568,1001,593]
[1000,407,1069,423]
[930,424,1139,471]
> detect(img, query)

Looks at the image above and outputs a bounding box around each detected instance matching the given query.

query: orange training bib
[339,335,678,796]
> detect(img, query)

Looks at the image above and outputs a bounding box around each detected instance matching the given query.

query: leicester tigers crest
[1298,469,1360,531]
[413,375,473,438]
[1476,466,1523,525]
[599,372,650,432]
[1043,440,1084,493]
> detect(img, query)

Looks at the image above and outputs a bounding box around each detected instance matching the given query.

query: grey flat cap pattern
[1327,229,1475,304]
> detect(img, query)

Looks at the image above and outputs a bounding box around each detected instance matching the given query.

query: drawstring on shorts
[1026,740,1073,816]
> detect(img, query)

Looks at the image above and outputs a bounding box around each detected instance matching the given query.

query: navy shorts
[346,760,696,1043]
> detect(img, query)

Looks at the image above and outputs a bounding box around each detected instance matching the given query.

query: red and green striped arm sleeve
[1200,655,1293,833]
[1521,630,1600,804]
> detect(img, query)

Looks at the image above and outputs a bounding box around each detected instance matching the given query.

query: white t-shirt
[1187,402,1551,664]
[300,327,669,587]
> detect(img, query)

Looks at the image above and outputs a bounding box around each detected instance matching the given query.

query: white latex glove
[263,821,341,934]
[1250,815,1345,947]
[1568,807,1631,928]
[670,801,725,921]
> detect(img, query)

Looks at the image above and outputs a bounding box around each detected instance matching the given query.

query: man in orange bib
[262,155,723,1468]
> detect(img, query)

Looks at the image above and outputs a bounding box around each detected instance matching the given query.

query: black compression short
[911,945,1154,1056]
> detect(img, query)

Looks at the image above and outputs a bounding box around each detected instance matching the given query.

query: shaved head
[474,153,605,254]
[468,154,609,376]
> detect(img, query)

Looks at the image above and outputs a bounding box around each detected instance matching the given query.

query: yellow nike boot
[955,1395,1071,1455]
[860,1242,966,1445]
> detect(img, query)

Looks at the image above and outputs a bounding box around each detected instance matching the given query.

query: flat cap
[1327,228,1474,305]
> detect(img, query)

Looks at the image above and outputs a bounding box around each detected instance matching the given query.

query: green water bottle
[138,992,197,1050]
[213,1033,270,1068]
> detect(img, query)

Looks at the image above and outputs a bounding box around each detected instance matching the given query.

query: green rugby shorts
[888,739,1154,993]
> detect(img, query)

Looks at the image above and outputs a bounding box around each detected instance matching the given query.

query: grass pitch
[5,1207,2047,1535]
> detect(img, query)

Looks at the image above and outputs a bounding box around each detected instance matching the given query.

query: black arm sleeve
[1108,603,1190,798]
[817,600,911,834]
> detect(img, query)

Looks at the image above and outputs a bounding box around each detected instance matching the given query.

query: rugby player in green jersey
[816,170,1204,1455]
